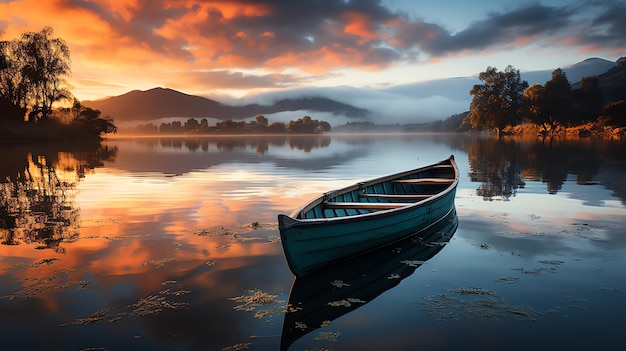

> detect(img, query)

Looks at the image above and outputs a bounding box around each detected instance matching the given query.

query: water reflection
[0,134,624,350]
[0,142,117,251]
[467,137,526,200]
[281,208,458,351]
[465,136,626,203]
[104,135,626,204]
[126,135,332,154]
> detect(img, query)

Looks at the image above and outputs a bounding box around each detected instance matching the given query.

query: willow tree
[0,39,30,120]
[21,27,72,121]
[468,65,528,134]
[0,27,72,122]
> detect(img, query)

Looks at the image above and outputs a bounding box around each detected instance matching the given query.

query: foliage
[523,83,552,131]
[542,68,573,128]
[469,64,625,135]
[254,114,268,126]
[0,28,116,140]
[468,66,528,134]
[0,27,72,122]
[601,100,626,127]
[125,115,328,135]
[286,115,331,133]
[52,100,117,137]
[573,76,604,124]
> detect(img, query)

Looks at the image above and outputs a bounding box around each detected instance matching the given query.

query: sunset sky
[1,0,624,104]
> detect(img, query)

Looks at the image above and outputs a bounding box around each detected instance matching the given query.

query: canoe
[278,155,459,277]
[280,207,458,351]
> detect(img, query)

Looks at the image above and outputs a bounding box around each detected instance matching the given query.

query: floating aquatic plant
[231,289,279,311]
[327,298,365,307]
[400,259,425,267]
[420,287,540,321]
[221,342,252,351]
[330,280,350,288]
[230,289,284,323]
[314,331,341,342]
[62,282,190,326]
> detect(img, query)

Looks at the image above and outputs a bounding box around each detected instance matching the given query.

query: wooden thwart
[323,202,409,210]
[359,193,433,199]
[393,178,455,185]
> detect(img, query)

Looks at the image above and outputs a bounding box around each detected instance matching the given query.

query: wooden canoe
[278,155,459,277]
[280,207,458,351]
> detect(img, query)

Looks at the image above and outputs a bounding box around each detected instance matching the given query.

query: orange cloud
[342,12,379,43]
[202,1,273,20]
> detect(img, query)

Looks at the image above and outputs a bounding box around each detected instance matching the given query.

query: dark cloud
[423,4,573,55]
[64,0,193,60]
[59,0,626,70]
[585,2,626,47]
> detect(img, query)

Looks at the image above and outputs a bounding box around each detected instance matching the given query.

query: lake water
[1,134,624,350]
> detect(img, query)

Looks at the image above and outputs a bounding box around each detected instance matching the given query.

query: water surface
[1,134,624,350]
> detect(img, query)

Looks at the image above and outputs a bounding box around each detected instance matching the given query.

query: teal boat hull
[278,155,459,277]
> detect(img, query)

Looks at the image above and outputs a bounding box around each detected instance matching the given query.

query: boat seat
[358,193,433,199]
[392,178,455,185]
[323,201,410,210]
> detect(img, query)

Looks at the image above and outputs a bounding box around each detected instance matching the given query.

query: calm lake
[1,134,624,350]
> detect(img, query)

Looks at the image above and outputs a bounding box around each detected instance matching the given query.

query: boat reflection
[280,207,458,351]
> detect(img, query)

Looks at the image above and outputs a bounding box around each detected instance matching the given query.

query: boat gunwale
[279,155,458,230]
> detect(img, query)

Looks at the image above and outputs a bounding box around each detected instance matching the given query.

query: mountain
[82,87,369,122]
[82,57,621,126]
[578,57,626,103]
[521,57,616,85]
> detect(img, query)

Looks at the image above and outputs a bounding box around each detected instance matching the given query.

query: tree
[72,106,117,136]
[185,118,200,132]
[319,120,331,132]
[543,68,573,128]
[524,83,552,131]
[0,39,29,120]
[216,119,245,132]
[601,100,626,127]
[286,115,328,133]
[573,76,603,124]
[266,122,286,133]
[468,65,528,134]
[19,27,72,122]
[0,27,72,122]
[255,115,268,126]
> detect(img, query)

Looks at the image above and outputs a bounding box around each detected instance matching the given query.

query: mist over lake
[1,134,624,350]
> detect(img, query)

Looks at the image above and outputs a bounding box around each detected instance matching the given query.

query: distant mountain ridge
[572,57,626,102]
[82,87,369,122]
[82,57,623,125]
[521,57,616,85]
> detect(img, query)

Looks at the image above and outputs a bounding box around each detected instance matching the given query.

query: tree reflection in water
[468,137,526,201]
[0,143,117,252]
[129,135,332,154]
[467,135,624,202]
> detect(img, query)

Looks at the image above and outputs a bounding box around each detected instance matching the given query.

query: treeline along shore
[124,115,332,135]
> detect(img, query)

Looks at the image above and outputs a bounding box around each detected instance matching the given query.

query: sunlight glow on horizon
[0,0,623,102]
